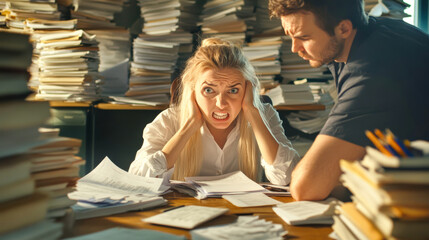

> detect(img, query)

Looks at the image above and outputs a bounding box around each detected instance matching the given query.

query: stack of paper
[27,131,85,218]
[3,1,60,29]
[127,32,193,105]
[87,29,131,97]
[200,0,255,45]
[254,0,282,34]
[138,0,203,36]
[71,0,139,29]
[243,36,282,90]
[191,215,287,240]
[68,157,169,220]
[33,30,101,102]
[171,171,268,199]
[0,31,63,238]
[266,83,316,106]
[335,142,429,240]
[273,198,339,225]
[285,81,335,134]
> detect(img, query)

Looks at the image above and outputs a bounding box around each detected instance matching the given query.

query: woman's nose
[215,94,227,109]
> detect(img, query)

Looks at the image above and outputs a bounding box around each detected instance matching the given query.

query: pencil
[365,130,393,156]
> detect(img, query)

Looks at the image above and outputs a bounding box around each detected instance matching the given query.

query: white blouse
[129,103,300,185]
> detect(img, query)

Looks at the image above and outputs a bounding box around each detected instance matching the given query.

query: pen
[163,205,185,212]
[365,130,393,156]
[385,129,413,157]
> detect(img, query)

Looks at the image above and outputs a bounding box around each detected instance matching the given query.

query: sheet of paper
[222,192,282,207]
[273,198,338,225]
[143,205,228,229]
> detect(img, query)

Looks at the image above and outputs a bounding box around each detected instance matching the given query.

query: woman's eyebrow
[229,83,242,87]
[202,81,216,86]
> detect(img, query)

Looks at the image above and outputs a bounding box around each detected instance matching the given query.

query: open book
[68,157,169,219]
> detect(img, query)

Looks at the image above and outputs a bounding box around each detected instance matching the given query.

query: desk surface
[68,191,333,239]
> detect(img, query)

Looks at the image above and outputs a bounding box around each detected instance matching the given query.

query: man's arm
[290,134,366,201]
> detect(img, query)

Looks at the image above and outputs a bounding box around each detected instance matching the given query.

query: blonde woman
[129,38,299,185]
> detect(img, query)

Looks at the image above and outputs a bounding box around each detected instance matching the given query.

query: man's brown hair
[268,0,368,35]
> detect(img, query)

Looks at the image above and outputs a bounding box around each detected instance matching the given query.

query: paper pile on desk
[68,157,168,219]
[170,171,268,199]
[273,197,339,225]
[191,215,287,240]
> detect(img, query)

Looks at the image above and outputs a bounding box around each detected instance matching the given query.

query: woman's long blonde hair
[172,38,266,181]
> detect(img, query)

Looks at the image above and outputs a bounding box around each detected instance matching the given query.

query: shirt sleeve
[128,108,178,179]
[259,104,300,185]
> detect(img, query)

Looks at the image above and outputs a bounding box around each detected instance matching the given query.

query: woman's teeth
[213,112,228,120]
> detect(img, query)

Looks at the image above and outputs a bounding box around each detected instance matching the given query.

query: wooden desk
[68,192,333,239]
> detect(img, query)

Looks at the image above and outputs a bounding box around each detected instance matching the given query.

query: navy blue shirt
[320,17,429,146]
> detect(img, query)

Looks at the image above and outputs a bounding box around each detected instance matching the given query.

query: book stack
[335,136,429,240]
[32,29,100,102]
[365,0,410,20]
[200,0,255,45]
[243,35,282,90]
[28,129,85,219]
[0,31,63,239]
[280,36,332,83]
[71,0,140,30]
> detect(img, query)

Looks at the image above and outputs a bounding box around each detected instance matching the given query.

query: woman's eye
[203,87,213,94]
[229,88,239,94]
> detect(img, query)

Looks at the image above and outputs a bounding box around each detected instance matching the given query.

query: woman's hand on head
[190,91,204,128]
[242,81,255,111]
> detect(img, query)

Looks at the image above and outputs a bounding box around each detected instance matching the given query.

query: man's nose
[291,38,303,53]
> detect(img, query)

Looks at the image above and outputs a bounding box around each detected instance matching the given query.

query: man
[268,0,429,200]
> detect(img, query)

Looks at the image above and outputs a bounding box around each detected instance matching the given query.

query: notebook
[143,205,229,229]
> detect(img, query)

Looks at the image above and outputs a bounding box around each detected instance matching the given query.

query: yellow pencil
[365,130,393,156]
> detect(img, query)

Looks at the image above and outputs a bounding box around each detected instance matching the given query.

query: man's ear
[335,20,353,39]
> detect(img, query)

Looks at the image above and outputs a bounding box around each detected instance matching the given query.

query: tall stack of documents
[0,31,63,240]
[71,0,139,30]
[200,0,255,45]
[335,140,429,240]
[116,0,200,106]
[33,29,101,102]
[243,35,282,90]
[87,29,131,97]
[2,0,60,29]
[365,0,410,20]
[254,0,282,34]
[68,157,168,220]
[280,36,332,83]
[139,0,202,35]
